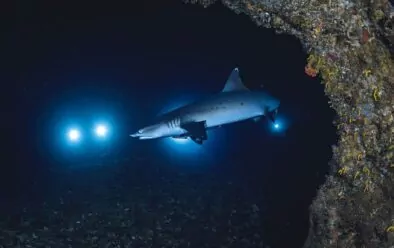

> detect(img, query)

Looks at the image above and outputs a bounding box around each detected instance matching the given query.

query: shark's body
[131,68,280,144]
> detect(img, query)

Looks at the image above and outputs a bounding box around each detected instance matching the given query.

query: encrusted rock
[185,0,394,247]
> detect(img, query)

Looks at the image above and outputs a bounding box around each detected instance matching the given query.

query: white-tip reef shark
[130,67,280,145]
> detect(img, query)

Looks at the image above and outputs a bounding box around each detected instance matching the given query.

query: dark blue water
[1,1,337,247]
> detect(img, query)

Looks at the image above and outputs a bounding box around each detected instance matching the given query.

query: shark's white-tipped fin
[221,67,249,92]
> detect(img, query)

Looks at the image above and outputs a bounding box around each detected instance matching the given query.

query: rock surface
[184,0,394,247]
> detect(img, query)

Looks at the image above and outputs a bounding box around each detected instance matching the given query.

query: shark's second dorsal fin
[221,67,249,92]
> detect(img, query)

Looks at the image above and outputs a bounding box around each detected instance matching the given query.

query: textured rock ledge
[184,0,394,247]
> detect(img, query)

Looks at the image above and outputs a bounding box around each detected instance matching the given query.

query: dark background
[2,0,337,247]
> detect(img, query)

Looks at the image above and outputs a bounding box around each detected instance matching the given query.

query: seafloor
[0,162,273,248]
[183,0,394,247]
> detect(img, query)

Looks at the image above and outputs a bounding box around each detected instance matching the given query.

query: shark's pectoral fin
[180,121,208,145]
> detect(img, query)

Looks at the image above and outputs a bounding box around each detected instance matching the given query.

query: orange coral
[305,64,318,77]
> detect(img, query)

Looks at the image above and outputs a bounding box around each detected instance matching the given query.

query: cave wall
[184,0,394,247]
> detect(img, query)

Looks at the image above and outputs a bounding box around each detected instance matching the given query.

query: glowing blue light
[67,128,81,142]
[95,124,108,137]
[271,121,281,132]
[268,114,290,134]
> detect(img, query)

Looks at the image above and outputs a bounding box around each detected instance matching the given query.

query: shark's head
[130,123,169,140]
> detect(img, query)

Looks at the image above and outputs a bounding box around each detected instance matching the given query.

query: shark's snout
[130,124,164,140]
[130,133,140,138]
[130,129,143,138]
[130,132,154,139]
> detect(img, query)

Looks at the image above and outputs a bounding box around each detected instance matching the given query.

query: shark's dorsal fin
[221,67,249,92]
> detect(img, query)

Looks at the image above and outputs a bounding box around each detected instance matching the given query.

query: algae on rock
[185,0,394,247]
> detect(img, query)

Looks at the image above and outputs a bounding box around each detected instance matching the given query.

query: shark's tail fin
[265,107,278,123]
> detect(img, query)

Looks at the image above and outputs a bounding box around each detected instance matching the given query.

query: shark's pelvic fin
[253,116,262,122]
[180,121,208,145]
[221,67,249,92]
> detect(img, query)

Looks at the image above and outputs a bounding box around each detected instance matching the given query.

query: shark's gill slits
[167,118,180,129]
[176,117,180,127]
[169,120,174,129]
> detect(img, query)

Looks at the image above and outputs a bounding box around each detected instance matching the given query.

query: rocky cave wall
[184,0,394,247]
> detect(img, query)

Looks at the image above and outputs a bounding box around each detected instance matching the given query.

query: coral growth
[185,0,394,247]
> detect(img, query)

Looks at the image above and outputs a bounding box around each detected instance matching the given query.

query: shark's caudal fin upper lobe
[221,67,250,92]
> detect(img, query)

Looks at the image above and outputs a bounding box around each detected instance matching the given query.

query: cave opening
[6,0,338,247]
